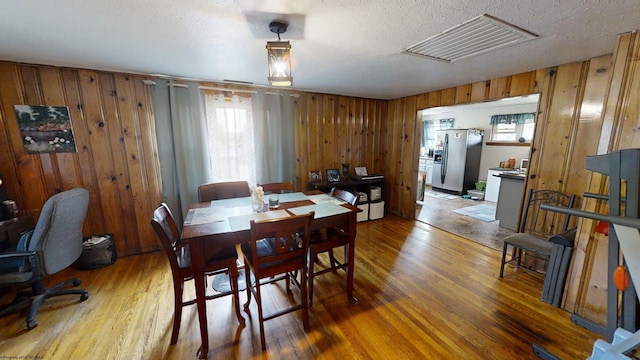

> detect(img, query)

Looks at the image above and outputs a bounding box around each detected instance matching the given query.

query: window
[204,93,257,185]
[489,113,535,142]
[422,118,454,154]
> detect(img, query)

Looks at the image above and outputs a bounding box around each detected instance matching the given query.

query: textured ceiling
[1,0,639,100]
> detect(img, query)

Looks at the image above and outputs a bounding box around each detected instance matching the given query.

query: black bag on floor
[76,234,117,270]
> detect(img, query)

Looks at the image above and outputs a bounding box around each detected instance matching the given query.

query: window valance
[489,113,535,125]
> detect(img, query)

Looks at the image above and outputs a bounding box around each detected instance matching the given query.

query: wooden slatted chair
[151,203,244,344]
[241,212,314,351]
[308,188,359,306]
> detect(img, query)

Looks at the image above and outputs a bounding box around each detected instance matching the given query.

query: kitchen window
[422,118,454,154]
[489,113,535,143]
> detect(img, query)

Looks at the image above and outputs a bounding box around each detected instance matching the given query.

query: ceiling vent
[403,14,538,63]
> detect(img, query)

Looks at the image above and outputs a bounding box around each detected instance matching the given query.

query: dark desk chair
[198,181,251,202]
[308,188,358,306]
[0,188,90,329]
[499,189,576,278]
[241,212,314,351]
[257,182,294,194]
[151,203,244,344]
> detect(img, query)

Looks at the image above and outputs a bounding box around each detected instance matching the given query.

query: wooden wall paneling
[415,93,428,110]
[596,33,636,154]
[469,81,490,103]
[455,85,471,104]
[398,95,418,219]
[19,66,60,204]
[509,72,536,97]
[440,88,455,106]
[488,76,511,99]
[293,95,305,188]
[134,78,163,250]
[74,69,124,248]
[427,91,441,108]
[565,32,640,324]
[338,96,349,167]
[351,97,364,168]
[303,94,318,185]
[616,37,640,149]
[0,62,46,216]
[557,56,613,313]
[98,72,140,255]
[360,99,373,172]
[112,74,155,254]
[324,95,337,171]
[385,99,402,213]
[57,69,100,237]
[531,62,583,192]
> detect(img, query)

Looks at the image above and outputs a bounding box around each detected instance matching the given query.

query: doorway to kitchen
[416,94,539,250]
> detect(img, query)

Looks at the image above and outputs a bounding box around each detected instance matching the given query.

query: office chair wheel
[27,319,38,330]
[80,292,89,301]
[72,279,82,287]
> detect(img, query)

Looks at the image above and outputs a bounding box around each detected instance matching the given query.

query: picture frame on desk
[309,170,322,182]
[326,168,341,183]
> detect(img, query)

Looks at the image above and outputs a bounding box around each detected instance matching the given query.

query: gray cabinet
[495,175,525,231]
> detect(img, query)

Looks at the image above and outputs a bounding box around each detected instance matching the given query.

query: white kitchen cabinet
[485,170,503,202]
[425,160,433,185]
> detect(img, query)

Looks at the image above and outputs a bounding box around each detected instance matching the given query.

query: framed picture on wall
[309,170,322,182]
[14,105,77,154]
[326,168,340,183]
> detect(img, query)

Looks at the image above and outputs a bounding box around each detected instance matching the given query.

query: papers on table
[228,209,290,231]
[184,207,227,225]
[308,193,347,205]
[184,193,353,230]
[288,203,351,218]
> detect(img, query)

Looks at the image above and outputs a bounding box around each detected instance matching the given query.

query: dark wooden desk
[0,217,34,252]
[181,191,359,359]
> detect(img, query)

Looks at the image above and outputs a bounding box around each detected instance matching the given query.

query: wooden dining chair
[257,182,295,194]
[307,188,359,306]
[151,203,244,345]
[198,181,251,202]
[241,212,314,351]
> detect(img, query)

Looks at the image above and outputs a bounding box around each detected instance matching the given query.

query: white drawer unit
[357,203,369,222]
[370,186,382,201]
[369,201,385,220]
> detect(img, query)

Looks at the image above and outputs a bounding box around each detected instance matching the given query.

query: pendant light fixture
[266,21,292,87]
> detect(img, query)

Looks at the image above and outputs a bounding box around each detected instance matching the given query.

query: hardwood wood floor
[0,215,602,359]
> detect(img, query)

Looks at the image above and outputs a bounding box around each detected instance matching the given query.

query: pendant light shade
[266,21,292,87]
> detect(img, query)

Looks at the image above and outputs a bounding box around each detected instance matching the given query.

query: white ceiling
[1,0,639,100]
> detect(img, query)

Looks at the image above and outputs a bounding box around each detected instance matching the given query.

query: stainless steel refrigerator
[431,129,483,195]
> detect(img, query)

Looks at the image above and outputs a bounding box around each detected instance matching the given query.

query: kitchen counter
[496,172,527,180]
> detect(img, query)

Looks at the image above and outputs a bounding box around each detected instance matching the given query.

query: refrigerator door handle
[441,133,448,184]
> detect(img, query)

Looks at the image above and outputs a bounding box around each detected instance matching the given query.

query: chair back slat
[330,188,358,206]
[520,189,575,237]
[152,203,188,270]
[258,182,295,194]
[248,213,313,272]
[198,181,251,202]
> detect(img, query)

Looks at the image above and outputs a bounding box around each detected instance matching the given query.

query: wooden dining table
[181,190,360,359]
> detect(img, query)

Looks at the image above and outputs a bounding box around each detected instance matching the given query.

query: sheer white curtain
[204,93,257,186]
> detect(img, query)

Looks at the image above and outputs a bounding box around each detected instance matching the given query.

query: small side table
[0,216,34,252]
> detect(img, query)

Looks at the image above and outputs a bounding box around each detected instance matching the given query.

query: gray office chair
[0,188,90,329]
